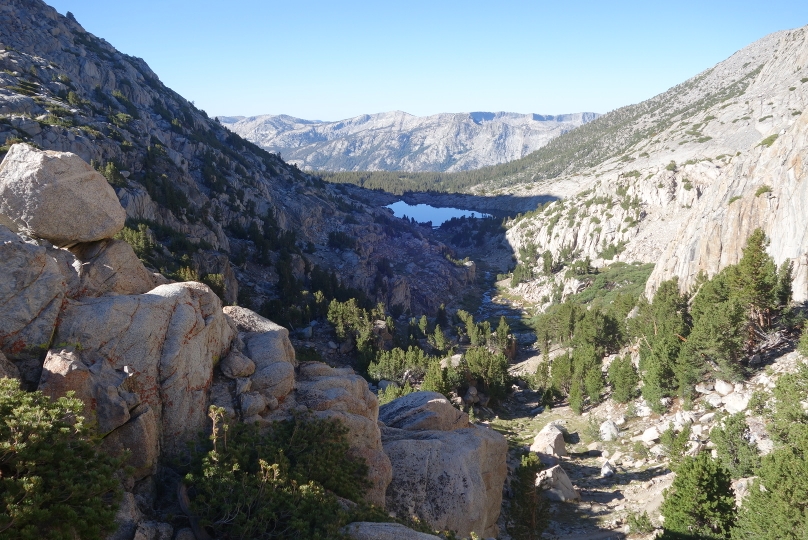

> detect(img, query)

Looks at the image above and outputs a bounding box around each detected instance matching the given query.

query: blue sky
[47,1,808,121]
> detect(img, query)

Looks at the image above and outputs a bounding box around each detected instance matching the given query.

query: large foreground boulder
[382,423,507,538]
[379,391,469,431]
[0,144,125,246]
[52,282,234,455]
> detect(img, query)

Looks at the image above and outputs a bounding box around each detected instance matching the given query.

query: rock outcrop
[293,362,392,507]
[647,110,808,299]
[380,391,507,538]
[530,422,568,461]
[54,282,234,455]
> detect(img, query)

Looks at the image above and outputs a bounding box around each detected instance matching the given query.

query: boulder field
[0,143,507,538]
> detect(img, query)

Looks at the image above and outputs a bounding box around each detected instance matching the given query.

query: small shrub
[0,379,122,539]
[627,511,655,534]
[185,408,371,539]
[660,422,692,470]
[711,412,760,478]
[464,347,510,402]
[666,161,677,171]
[201,273,225,300]
[755,185,772,197]
[758,134,778,147]
[377,381,413,405]
[728,195,742,205]
[328,230,355,250]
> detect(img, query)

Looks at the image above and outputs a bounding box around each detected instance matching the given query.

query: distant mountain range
[220,111,599,172]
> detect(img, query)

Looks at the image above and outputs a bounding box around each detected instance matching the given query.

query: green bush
[421,358,461,398]
[185,408,371,539]
[711,413,759,479]
[368,346,433,383]
[377,382,414,405]
[755,185,772,197]
[464,347,510,402]
[758,134,778,148]
[607,355,638,403]
[627,511,655,534]
[660,452,735,540]
[0,378,122,540]
[732,445,808,540]
[660,422,692,470]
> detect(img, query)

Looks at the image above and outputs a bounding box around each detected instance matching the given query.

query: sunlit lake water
[385,201,491,227]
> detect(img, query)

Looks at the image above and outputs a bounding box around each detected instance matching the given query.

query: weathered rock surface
[0,224,66,373]
[647,109,808,299]
[0,144,125,246]
[382,423,507,538]
[53,282,234,455]
[132,521,173,540]
[250,361,295,399]
[343,522,441,540]
[0,351,19,379]
[379,391,469,431]
[102,404,160,482]
[38,347,132,434]
[599,419,620,442]
[536,464,580,502]
[219,349,255,379]
[224,306,296,368]
[715,380,735,396]
[69,239,160,297]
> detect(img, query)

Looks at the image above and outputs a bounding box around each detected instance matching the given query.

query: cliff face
[223,110,598,172]
[0,0,471,315]
[499,25,808,302]
[646,110,808,299]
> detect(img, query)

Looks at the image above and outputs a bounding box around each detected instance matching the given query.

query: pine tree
[607,355,639,403]
[418,314,429,338]
[495,316,511,352]
[506,453,550,540]
[711,413,760,479]
[631,279,689,412]
[734,228,777,329]
[731,445,808,540]
[775,259,794,308]
[660,452,736,539]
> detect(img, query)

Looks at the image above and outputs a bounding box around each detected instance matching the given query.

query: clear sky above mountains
[48,0,808,121]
